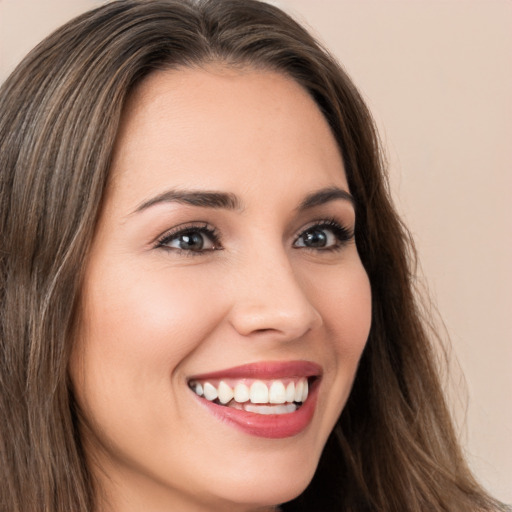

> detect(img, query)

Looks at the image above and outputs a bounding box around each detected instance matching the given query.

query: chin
[213,472,315,511]
[201,449,319,511]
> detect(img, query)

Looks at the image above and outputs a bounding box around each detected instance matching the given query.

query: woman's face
[71,66,372,512]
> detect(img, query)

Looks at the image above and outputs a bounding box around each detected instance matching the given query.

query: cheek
[307,257,372,355]
[69,259,235,483]
[79,260,225,368]
[333,266,372,358]
[69,260,229,434]
[305,258,372,406]
[332,266,371,383]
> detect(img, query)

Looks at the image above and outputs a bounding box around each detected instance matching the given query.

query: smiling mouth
[186,361,321,438]
[188,376,311,415]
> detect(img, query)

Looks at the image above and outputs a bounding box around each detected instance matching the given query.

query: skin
[70,66,372,512]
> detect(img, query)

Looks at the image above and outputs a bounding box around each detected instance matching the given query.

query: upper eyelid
[293,218,353,238]
[155,222,220,247]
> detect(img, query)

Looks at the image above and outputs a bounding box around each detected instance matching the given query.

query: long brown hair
[0,1,507,511]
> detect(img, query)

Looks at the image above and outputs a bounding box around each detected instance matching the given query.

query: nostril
[252,327,280,335]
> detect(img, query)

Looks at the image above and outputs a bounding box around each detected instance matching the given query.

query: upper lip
[188,360,322,381]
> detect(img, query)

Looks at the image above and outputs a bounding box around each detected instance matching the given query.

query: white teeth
[269,380,286,404]
[203,382,218,401]
[218,381,234,404]
[244,403,296,415]
[301,380,309,402]
[194,382,203,397]
[234,382,250,403]
[190,377,310,410]
[244,404,274,415]
[294,380,304,402]
[250,381,269,404]
[285,403,297,413]
[285,382,295,402]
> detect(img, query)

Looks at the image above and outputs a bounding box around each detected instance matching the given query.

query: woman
[0,1,508,511]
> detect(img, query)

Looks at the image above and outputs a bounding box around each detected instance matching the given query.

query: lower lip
[194,380,319,439]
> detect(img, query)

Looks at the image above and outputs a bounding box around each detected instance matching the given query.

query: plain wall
[1,0,511,503]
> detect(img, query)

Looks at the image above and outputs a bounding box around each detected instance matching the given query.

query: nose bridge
[228,243,322,340]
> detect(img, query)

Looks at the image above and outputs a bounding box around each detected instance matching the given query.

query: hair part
[0,1,507,511]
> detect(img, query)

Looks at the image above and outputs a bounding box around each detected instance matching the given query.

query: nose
[227,250,323,341]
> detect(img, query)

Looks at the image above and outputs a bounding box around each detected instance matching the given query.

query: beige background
[1,0,510,503]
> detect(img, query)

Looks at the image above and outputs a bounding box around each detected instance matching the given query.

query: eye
[156,224,221,254]
[294,220,353,251]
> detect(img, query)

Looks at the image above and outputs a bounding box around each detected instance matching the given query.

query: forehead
[108,65,348,210]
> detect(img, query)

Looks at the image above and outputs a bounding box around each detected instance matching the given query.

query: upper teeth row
[190,378,309,405]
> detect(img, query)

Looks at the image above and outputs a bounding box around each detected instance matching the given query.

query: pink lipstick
[188,360,321,439]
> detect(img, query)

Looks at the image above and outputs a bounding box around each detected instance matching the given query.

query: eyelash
[155,223,222,256]
[293,218,354,252]
[155,218,354,255]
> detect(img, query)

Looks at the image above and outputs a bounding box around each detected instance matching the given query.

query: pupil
[304,229,326,247]
[179,232,204,251]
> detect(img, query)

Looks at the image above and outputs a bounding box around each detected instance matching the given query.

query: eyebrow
[297,186,355,211]
[132,190,243,214]
[132,185,354,215]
